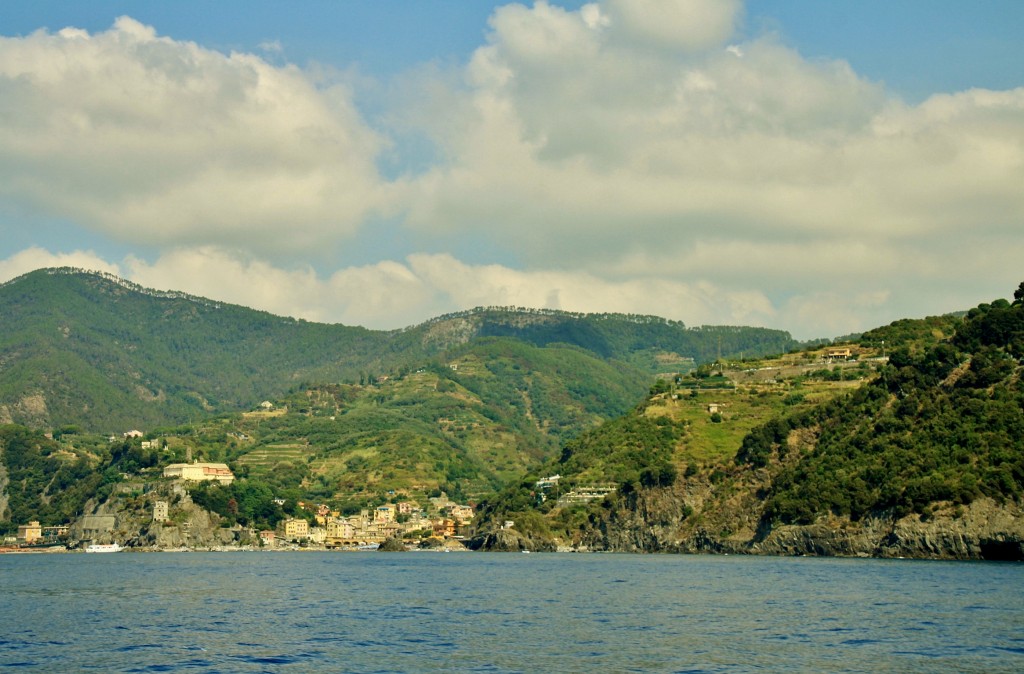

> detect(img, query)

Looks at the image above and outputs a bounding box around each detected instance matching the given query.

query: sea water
[1,552,1021,672]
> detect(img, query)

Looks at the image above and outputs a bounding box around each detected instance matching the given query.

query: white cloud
[118,248,779,330]
[0,247,120,282]
[0,17,386,252]
[397,1,1024,324]
[0,246,772,330]
[258,39,284,54]
[406,253,774,327]
[4,242,1023,339]
[123,247,433,328]
[1,5,1022,341]
[602,0,741,53]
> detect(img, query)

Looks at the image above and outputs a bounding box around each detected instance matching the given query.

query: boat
[85,543,123,553]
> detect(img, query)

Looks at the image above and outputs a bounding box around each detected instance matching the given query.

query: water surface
[1,552,1021,672]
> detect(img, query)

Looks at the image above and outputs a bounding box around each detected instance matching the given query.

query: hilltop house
[163,461,235,485]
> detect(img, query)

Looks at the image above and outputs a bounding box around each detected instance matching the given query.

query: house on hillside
[163,461,235,485]
[17,521,42,545]
[281,518,309,542]
[153,501,169,522]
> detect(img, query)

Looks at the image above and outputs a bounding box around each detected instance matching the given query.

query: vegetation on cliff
[472,282,1023,559]
[746,285,1024,524]
[4,269,1021,560]
[0,424,161,533]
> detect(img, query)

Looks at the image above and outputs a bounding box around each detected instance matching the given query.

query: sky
[1,1,1022,339]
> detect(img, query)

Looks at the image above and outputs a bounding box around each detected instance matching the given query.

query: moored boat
[85,543,122,553]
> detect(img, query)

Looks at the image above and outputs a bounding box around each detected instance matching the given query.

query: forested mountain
[4,270,1019,559]
[0,268,796,432]
[0,336,650,531]
[746,288,1024,524]
[471,283,1024,559]
[0,269,385,430]
[0,267,794,534]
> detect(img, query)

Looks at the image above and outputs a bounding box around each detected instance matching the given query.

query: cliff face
[749,499,1024,560]
[468,527,558,552]
[68,483,249,550]
[570,481,1024,561]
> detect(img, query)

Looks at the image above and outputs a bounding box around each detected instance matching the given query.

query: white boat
[85,543,122,553]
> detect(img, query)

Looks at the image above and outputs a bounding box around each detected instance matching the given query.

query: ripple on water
[1,553,1023,672]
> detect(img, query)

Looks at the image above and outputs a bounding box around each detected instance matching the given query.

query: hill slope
[471,283,1024,559]
[0,268,796,432]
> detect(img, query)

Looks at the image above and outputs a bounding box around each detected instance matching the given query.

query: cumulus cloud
[0,246,775,330]
[124,248,433,328]
[405,252,773,325]
[0,17,386,252]
[602,0,741,52]
[129,249,782,330]
[0,247,121,282]
[1,4,1023,340]
[389,0,1024,335]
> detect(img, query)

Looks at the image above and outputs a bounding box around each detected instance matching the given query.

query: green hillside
[0,268,797,432]
[176,338,648,504]
[0,337,651,530]
[0,269,386,431]
[747,286,1024,524]
[473,283,1024,551]
[473,355,870,533]
[0,266,805,533]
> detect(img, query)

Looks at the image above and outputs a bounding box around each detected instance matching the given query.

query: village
[3,456,478,553]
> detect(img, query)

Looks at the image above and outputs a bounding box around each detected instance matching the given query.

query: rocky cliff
[68,482,251,550]
[563,480,1024,561]
[467,527,558,552]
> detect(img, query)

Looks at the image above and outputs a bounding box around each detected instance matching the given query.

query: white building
[163,461,235,485]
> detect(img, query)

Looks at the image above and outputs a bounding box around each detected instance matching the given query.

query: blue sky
[1,1,1022,338]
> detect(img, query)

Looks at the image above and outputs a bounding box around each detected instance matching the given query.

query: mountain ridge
[0,267,797,432]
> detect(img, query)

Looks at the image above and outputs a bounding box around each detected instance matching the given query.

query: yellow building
[153,501,169,522]
[282,518,309,541]
[433,518,456,538]
[17,521,43,544]
[325,519,356,547]
[826,347,853,360]
[163,461,235,485]
[449,505,474,525]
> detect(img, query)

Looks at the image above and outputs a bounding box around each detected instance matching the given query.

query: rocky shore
[470,483,1024,560]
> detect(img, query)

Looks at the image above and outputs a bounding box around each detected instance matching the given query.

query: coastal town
[2,457,478,553]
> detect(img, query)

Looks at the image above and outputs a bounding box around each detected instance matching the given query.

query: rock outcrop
[468,527,557,552]
[572,483,1024,560]
[69,483,248,550]
[378,536,409,551]
[748,499,1024,560]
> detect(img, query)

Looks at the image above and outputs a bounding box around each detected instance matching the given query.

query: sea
[1,551,1022,673]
